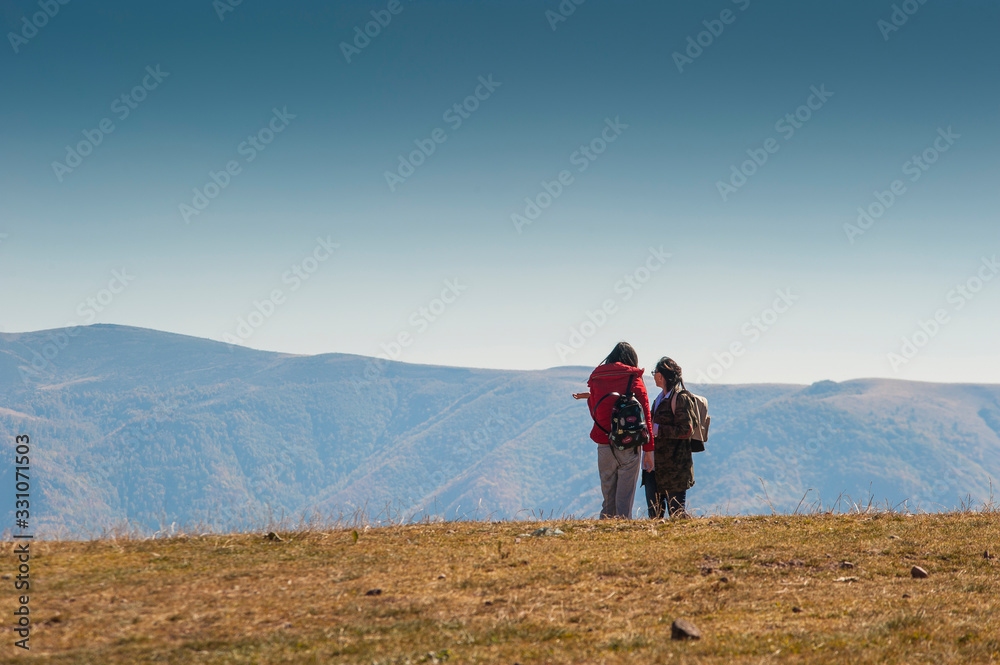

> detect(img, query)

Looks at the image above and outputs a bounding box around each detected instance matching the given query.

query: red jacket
[586,362,654,451]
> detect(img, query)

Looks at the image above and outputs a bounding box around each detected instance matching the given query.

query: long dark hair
[655,356,683,391]
[602,341,638,368]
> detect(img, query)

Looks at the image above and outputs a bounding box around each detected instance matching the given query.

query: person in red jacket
[573,342,654,519]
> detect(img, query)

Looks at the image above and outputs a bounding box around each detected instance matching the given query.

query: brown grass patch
[4,513,999,663]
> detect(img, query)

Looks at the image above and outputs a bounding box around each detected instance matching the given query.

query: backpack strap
[670,377,688,413]
[590,393,615,434]
[669,383,691,414]
[669,382,683,413]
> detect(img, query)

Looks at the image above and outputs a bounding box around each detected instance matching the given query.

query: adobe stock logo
[180,107,296,224]
[384,76,501,192]
[373,279,468,362]
[887,255,998,372]
[672,0,752,73]
[554,246,671,362]
[844,126,959,244]
[350,278,469,395]
[213,0,244,21]
[340,0,414,63]
[694,288,799,383]
[716,85,833,202]
[877,0,931,41]
[222,236,339,346]
[51,66,170,182]
[18,268,136,385]
[7,0,71,54]
[545,0,586,31]
[511,117,628,234]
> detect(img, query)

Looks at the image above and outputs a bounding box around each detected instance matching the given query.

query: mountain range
[1,325,998,537]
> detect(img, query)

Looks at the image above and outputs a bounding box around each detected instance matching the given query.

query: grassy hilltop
[5,512,999,664]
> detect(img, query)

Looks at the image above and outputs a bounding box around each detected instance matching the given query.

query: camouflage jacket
[651,390,695,493]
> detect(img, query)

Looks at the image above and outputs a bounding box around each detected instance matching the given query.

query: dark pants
[665,490,687,517]
[642,470,665,518]
[642,469,687,518]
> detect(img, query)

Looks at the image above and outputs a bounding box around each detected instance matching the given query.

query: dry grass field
[4,512,999,664]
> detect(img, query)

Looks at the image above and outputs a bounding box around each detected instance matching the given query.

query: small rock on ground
[671,618,702,641]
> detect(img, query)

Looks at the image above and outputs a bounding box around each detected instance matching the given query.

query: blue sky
[1,0,998,384]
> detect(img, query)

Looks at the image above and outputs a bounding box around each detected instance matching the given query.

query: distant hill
[1,325,998,537]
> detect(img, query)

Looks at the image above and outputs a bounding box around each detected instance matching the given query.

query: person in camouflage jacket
[650,357,695,518]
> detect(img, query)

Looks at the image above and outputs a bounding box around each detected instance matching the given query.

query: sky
[1,0,998,385]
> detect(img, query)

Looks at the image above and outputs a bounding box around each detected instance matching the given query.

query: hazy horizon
[6,323,1000,389]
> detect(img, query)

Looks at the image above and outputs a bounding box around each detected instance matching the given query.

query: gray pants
[597,444,641,519]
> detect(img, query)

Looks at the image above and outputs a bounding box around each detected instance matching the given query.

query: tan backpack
[670,385,711,452]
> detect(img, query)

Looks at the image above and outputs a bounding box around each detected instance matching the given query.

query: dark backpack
[592,375,650,451]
